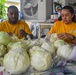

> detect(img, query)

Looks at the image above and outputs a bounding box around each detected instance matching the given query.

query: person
[48,5,76,44]
[56,5,62,18]
[0,5,33,39]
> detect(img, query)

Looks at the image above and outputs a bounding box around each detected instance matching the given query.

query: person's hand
[57,33,73,40]
[7,32,13,36]
[19,28,27,37]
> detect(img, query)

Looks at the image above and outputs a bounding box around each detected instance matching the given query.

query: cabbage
[54,39,66,48]
[24,38,45,52]
[3,48,30,74]
[26,38,45,47]
[29,46,41,56]
[0,44,7,57]
[7,41,26,51]
[0,31,11,46]
[41,42,56,54]
[10,34,20,42]
[30,47,52,71]
[24,40,36,50]
[7,42,14,51]
[0,57,4,66]
[33,38,45,46]
[57,45,72,59]
[50,33,58,43]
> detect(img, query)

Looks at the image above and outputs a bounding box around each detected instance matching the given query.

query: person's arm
[57,33,76,44]
[19,28,33,39]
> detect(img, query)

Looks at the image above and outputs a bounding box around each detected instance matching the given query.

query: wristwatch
[70,35,75,40]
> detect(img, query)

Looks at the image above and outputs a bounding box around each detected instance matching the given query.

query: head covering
[56,5,62,11]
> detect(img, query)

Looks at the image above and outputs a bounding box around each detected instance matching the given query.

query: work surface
[1,63,76,75]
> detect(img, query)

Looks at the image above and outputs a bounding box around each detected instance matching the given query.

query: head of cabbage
[57,44,73,59]
[0,31,11,46]
[30,46,52,71]
[3,48,30,74]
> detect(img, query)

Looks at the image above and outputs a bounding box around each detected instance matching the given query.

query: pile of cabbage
[46,33,76,60]
[0,31,76,74]
[0,31,31,74]
[0,31,53,74]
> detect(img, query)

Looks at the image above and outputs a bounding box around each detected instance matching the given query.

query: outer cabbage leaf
[10,34,20,42]
[50,33,58,43]
[54,39,67,48]
[0,31,11,46]
[29,46,41,56]
[0,57,4,66]
[0,44,7,57]
[41,42,56,54]
[7,42,26,51]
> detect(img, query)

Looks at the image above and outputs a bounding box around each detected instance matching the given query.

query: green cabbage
[0,57,4,66]
[3,48,30,74]
[25,38,45,50]
[50,33,58,43]
[0,31,11,46]
[54,39,66,48]
[0,44,7,57]
[29,46,41,56]
[30,47,52,71]
[7,41,27,51]
[57,45,72,59]
[10,34,20,42]
[24,40,36,50]
[41,42,56,54]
